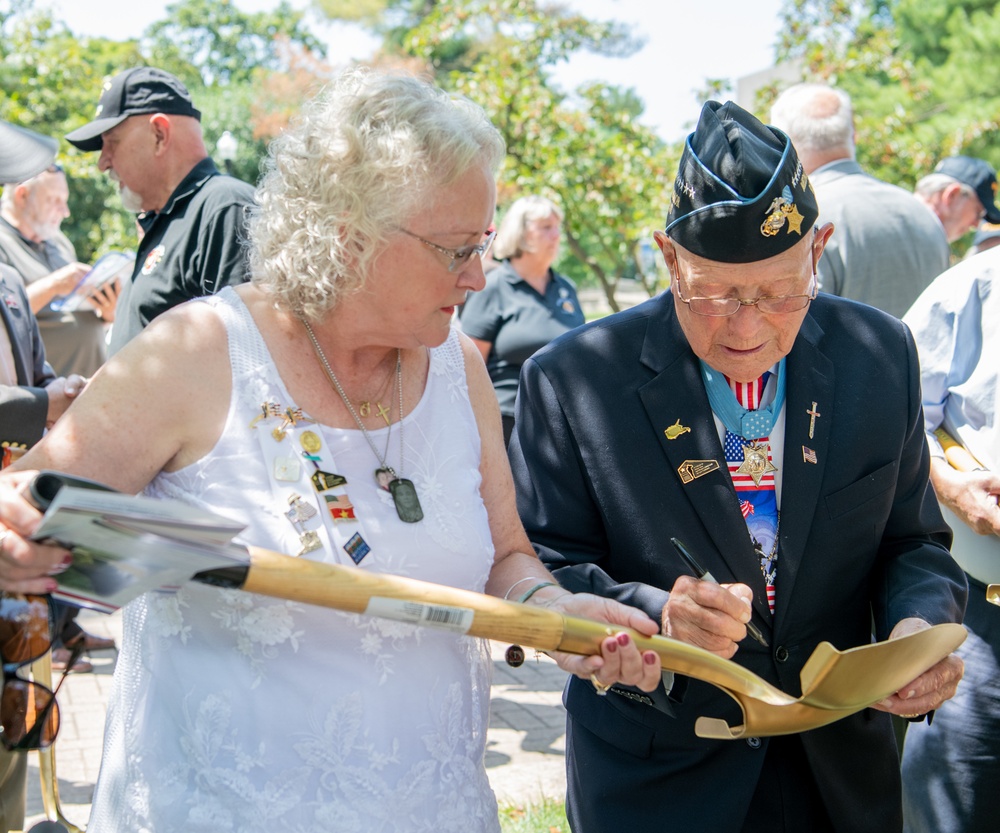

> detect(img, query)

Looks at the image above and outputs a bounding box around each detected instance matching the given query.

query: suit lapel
[0,274,29,385]
[774,315,834,633]
[636,301,771,621]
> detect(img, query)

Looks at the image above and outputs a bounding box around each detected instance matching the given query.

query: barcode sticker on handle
[364,597,474,634]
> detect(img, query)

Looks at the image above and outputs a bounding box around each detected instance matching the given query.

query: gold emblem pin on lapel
[806,402,821,439]
[677,460,720,484]
[664,419,691,440]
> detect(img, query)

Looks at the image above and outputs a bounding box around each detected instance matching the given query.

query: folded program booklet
[32,486,248,613]
[50,251,134,313]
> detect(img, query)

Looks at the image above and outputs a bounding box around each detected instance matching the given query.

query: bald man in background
[770,83,949,318]
[66,67,254,354]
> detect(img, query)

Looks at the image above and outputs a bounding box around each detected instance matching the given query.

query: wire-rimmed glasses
[673,272,818,317]
[398,228,497,273]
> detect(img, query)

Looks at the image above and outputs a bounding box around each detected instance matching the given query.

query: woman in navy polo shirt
[460,195,584,445]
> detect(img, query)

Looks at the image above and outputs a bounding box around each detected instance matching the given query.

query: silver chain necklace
[301,320,423,523]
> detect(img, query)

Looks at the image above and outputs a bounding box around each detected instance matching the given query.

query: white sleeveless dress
[87,289,500,832]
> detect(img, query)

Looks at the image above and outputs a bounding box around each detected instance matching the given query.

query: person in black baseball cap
[915,155,1000,242]
[63,66,254,354]
[508,98,965,833]
[65,67,201,153]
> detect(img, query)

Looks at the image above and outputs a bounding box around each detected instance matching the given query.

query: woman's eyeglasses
[398,228,497,272]
[0,594,80,750]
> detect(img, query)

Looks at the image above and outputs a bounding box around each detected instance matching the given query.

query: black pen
[670,537,769,648]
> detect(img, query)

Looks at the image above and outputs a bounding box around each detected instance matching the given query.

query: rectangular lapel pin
[802,446,818,464]
[678,460,720,484]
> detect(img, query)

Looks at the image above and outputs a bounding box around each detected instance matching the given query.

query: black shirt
[460,261,584,416]
[109,158,255,355]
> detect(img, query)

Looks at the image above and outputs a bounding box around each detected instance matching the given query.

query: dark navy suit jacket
[0,264,55,449]
[509,290,967,833]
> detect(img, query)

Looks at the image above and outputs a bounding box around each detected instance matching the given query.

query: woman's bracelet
[516,581,559,604]
[503,576,539,600]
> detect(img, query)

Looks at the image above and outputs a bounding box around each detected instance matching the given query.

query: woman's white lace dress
[87,289,500,832]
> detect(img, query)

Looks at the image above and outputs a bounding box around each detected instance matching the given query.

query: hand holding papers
[31,478,248,613]
[49,251,133,313]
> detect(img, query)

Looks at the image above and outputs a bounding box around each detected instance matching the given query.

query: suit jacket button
[775,645,789,663]
[746,737,762,749]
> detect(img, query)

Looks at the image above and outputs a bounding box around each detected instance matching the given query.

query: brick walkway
[22,611,570,830]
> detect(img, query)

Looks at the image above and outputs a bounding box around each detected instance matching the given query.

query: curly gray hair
[249,67,506,319]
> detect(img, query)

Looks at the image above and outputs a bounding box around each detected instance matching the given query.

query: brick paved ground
[21,612,570,830]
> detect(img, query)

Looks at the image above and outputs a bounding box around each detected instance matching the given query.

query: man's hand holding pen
[661,538,768,659]
[661,575,758,659]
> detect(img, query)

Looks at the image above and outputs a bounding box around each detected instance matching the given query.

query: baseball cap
[665,100,818,263]
[66,67,202,152]
[0,119,58,183]
[934,156,1000,224]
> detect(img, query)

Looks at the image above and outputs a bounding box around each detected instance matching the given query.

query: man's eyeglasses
[674,272,818,317]
[398,228,497,273]
[0,594,80,750]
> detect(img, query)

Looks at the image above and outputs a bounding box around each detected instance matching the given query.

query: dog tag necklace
[302,320,423,523]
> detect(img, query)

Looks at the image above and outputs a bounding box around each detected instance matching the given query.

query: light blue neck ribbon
[700,358,786,439]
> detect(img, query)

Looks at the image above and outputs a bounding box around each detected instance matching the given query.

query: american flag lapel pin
[802,446,818,464]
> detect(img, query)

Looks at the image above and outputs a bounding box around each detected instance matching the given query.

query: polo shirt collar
[138,157,221,234]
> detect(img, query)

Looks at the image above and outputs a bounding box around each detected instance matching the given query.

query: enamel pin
[677,459,720,484]
[806,402,821,439]
[664,419,692,441]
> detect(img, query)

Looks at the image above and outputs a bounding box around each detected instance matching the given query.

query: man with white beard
[0,163,118,376]
[66,67,254,354]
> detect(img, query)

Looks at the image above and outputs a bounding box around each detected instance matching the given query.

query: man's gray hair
[914,172,977,201]
[249,67,506,319]
[769,83,855,157]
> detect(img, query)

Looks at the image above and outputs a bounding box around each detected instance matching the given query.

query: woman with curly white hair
[1,68,661,831]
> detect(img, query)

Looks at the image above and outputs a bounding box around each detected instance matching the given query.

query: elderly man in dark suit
[0,122,85,469]
[0,115,90,833]
[509,101,967,833]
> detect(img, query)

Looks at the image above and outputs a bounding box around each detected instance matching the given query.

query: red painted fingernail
[607,639,618,653]
[644,652,657,665]
[617,633,631,647]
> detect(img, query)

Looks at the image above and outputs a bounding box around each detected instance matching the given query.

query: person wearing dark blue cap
[914,155,1000,244]
[65,67,254,355]
[509,99,967,832]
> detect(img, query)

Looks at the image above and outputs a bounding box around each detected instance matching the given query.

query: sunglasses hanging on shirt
[0,594,81,750]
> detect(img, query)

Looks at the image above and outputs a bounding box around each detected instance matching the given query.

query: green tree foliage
[774,0,1000,192]
[0,1,146,259]
[1,0,330,262]
[352,0,674,307]
[144,0,326,86]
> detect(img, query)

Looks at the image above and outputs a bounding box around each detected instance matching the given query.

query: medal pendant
[736,441,777,487]
[388,477,423,523]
